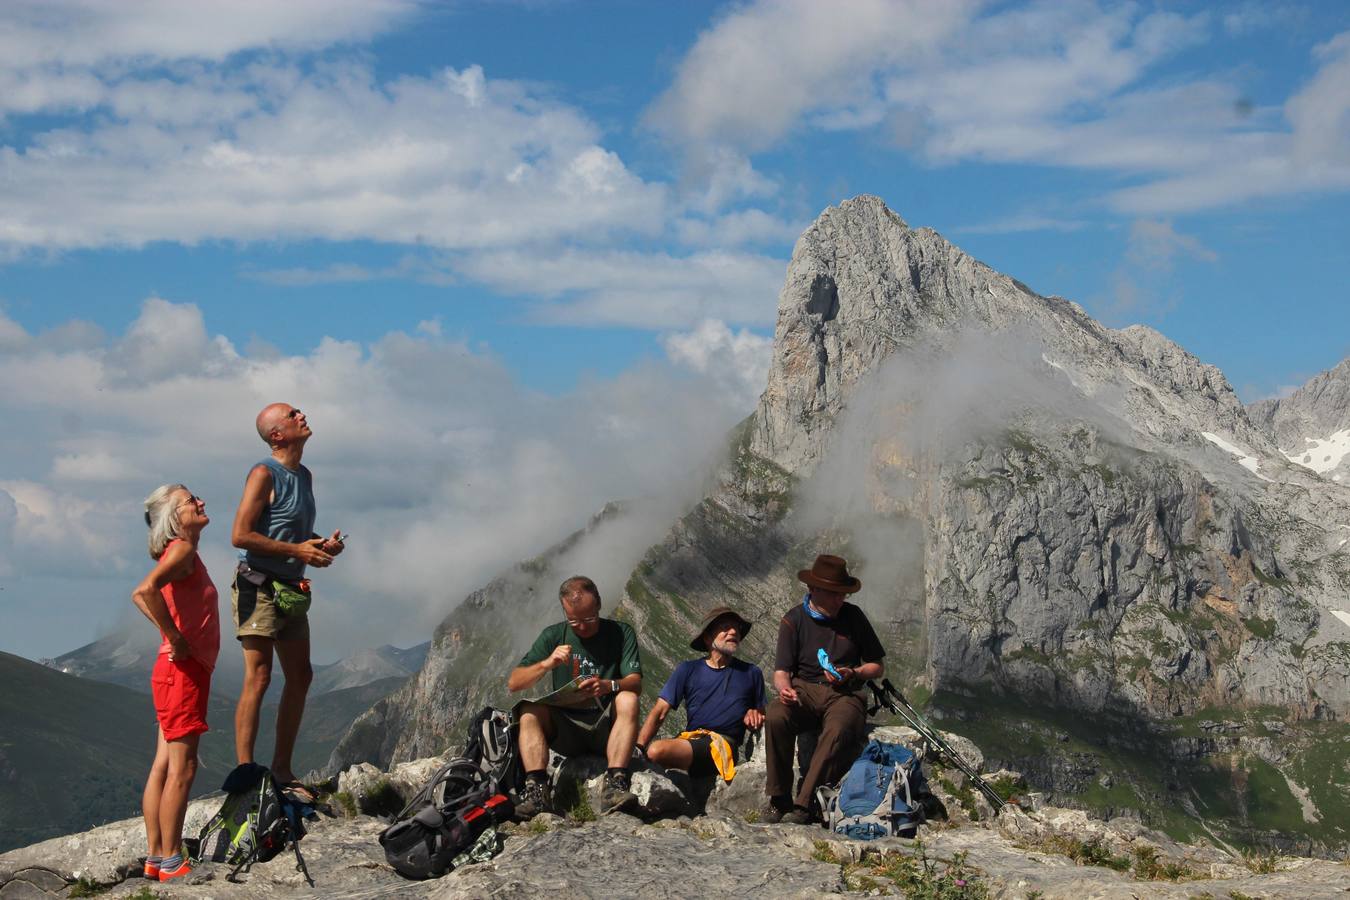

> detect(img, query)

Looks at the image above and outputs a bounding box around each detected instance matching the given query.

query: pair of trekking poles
[864,679,1007,813]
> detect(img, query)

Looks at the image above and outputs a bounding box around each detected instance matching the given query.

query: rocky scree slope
[332,196,1350,854]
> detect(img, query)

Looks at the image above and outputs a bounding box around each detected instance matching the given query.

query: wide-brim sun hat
[797,554,862,594]
[691,606,753,651]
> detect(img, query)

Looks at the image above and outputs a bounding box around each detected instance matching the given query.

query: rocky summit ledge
[4,729,1348,899]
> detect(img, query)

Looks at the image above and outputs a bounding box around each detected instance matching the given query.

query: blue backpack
[816,739,927,840]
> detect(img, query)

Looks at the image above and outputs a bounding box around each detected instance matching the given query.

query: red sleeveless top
[158,539,221,671]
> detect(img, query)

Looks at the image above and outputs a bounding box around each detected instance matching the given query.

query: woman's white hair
[144,483,188,559]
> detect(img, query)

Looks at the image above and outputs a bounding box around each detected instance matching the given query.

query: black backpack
[192,763,313,886]
[378,757,514,880]
[463,706,523,798]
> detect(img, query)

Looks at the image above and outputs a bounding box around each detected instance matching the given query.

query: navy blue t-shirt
[658,658,766,745]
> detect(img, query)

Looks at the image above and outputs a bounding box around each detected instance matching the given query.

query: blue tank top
[240,457,317,582]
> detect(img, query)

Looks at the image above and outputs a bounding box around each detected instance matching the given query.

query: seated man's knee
[613,690,638,718]
[765,699,789,726]
[645,739,678,766]
[518,702,551,728]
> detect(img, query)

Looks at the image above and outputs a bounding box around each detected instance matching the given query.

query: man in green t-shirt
[508,575,643,819]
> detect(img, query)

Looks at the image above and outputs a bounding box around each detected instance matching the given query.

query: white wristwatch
[610,679,618,694]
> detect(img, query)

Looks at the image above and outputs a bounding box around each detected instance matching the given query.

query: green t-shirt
[519,619,642,693]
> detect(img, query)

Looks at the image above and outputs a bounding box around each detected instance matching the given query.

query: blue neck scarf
[802,594,833,622]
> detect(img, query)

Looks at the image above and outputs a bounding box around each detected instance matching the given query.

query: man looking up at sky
[508,576,642,819]
[230,403,345,796]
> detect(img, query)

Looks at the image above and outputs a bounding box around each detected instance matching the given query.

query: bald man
[229,403,344,793]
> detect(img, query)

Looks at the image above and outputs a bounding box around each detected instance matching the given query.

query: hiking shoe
[158,859,193,882]
[513,778,554,821]
[760,796,791,824]
[780,806,816,826]
[600,770,638,814]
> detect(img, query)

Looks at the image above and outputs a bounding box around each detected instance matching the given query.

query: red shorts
[151,655,212,741]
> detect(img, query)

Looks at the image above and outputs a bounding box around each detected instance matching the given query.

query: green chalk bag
[272,579,312,617]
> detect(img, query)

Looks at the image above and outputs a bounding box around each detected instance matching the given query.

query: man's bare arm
[636,697,671,750]
[507,644,571,692]
[833,661,885,683]
[231,464,332,566]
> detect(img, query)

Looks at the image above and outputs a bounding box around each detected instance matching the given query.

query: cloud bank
[0,300,768,660]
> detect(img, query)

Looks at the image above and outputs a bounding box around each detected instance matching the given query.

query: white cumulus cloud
[0,299,763,660]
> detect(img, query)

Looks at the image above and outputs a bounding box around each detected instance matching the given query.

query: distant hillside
[0,652,234,852]
[48,631,427,702]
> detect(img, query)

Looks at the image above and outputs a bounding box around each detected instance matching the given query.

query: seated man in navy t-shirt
[636,607,766,779]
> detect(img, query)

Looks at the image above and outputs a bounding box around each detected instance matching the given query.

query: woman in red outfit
[132,484,219,882]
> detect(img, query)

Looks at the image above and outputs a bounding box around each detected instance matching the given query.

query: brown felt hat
[691,606,753,651]
[797,554,862,594]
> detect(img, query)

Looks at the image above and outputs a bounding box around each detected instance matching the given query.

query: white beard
[712,639,739,657]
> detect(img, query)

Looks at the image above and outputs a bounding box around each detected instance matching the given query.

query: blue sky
[1,0,1348,661]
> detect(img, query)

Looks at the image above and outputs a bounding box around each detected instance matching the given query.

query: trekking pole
[866,679,1005,812]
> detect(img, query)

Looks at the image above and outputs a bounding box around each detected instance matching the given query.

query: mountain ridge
[333,194,1349,853]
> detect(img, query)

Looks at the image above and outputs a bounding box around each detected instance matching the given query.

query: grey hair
[144,483,188,559]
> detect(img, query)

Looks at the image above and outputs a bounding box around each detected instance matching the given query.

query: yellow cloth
[678,729,736,782]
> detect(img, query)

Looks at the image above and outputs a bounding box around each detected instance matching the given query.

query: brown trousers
[764,678,867,808]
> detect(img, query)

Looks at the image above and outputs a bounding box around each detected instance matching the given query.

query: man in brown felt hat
[635,607,766,781]
[763,554,885,825]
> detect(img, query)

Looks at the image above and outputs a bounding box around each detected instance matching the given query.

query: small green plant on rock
[67,877,108,897]
[332,790,358,817]
[833,844,990,899]
[566,789,597,823]
[125,888,162,900]
[360,777,405,816]
[1241,848,1284,874]
[1130,844,1192,880]
[811,839,842,864]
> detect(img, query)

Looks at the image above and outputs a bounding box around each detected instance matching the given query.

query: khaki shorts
[232,565,310,642]
[549,703,614,758]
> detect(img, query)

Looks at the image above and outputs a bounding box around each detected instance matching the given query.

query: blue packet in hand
[817,647,842,680]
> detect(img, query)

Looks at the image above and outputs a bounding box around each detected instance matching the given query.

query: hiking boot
[780,805,816,826]
[513,778,554,821]
[600,770,638,814]
[760,796,791,824]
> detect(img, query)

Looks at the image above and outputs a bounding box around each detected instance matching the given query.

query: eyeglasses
[177,495,203,510]
[566,616,600,627]
[285,408,303,419]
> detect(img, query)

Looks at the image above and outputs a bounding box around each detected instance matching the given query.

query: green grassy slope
[0,653,406,852]
[0,651,234,851]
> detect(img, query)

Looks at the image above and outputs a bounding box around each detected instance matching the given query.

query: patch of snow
[1333,610,1350,629]
[1281,428,1350,475]
[1200,432,1274,482]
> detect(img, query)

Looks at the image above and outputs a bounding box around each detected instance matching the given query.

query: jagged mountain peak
[1248,355,1350,482]
[754,196,1266,477]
